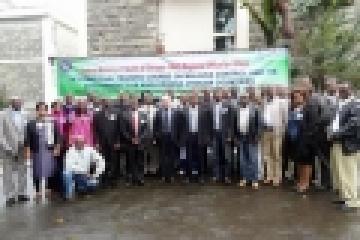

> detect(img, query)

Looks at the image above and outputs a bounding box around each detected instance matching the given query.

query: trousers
[337,151,360,207]
[238,140,259,182]
[62,172,97,199]
[3,157,28,199]
[261,131,282,183]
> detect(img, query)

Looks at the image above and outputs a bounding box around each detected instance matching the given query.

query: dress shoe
[18,195,30,202]
[211,177,218,183]
[332,200,346,205]
[238,180,246,187]
[225,178,232,185]
[263,179,271,184]
[272,181,280,187]
[183,177,190,184]
[6,198,16,207]
[170,177,175,184]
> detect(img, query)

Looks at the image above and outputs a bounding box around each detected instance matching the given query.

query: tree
[242,0,358,87]
[242,0,354,47]
[242,0,291,47]
[295,6,360,88]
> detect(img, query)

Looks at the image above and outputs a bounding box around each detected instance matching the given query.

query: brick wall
[87,0,159,56]
[0,20,42,59]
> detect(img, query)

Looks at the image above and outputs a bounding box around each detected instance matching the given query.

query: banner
[54,49,288,97]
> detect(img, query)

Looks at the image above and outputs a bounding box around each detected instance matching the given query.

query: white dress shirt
[65,146,106,178]
[331,97,354,134]
[237,106,250,134]
[214,102,222,130]
[263,97,288,134]
[189,106,199,133]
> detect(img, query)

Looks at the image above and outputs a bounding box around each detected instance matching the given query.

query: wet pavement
[1,180,360,240]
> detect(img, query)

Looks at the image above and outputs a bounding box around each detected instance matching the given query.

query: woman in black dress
[287,89,314,193]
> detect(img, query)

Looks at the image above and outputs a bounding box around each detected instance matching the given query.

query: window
[214,0,236,51]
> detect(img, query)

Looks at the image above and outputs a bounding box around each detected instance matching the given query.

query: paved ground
[1,181,360,240]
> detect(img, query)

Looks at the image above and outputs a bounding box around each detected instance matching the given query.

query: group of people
[1,76,360,209]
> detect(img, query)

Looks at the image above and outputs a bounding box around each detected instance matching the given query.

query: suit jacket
[24,119,61,154]
[235,103,263,143]
[335,99,360,154]
[115,105,130,146]
[0,108,28,158]
[199,102,213,145]
[320,95,338,127]
[120,108,149,148]
[301,95,324,146]
[175,107,188,146]
[211,101,233,140]
[154,107,179,144]
[93,108,119,147]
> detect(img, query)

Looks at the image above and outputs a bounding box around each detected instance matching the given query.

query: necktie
[165,108,171,133]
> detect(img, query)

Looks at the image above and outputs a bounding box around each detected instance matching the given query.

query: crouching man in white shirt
[63,135,105,200]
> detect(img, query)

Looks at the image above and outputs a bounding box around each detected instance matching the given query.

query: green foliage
[295,6,360,88]
[243,0,359,88]
[243,0,280,46]
[0,86,7,110]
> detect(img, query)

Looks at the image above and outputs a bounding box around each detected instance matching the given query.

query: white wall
[159,0,214,52]
[236,6,250,49]
[2,0,87,56]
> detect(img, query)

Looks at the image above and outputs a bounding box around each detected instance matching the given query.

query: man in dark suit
[141,94,158,175]
[211,90,233,184]
[177,96,189,182]
[235,92,263,189]
[120,98,149,186]
[113,93,131,179]
[155,95,178,183]
[93,99,120,187]
[183,94,203,183]
[198,90,213,183]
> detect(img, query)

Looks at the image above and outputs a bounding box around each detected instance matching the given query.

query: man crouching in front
[63,135,105,200]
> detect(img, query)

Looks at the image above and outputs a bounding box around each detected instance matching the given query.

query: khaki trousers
[338,150,360,207]
[261,131,283,183]
[330,144,342,191]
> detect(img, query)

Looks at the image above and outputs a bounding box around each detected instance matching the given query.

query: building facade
[0,9,79,105]
[87,0,254,56]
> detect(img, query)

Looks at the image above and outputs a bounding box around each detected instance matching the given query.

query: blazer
[0,108,28,158]
[93,108,119,146]
[120,108,150,148]
[234,103,263,143]
[335,99,360,154]
[301,95,324,146]
[24,119,61,154]
[154,107,179,143]
[198,102,213,145]
[211,101,236,140]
